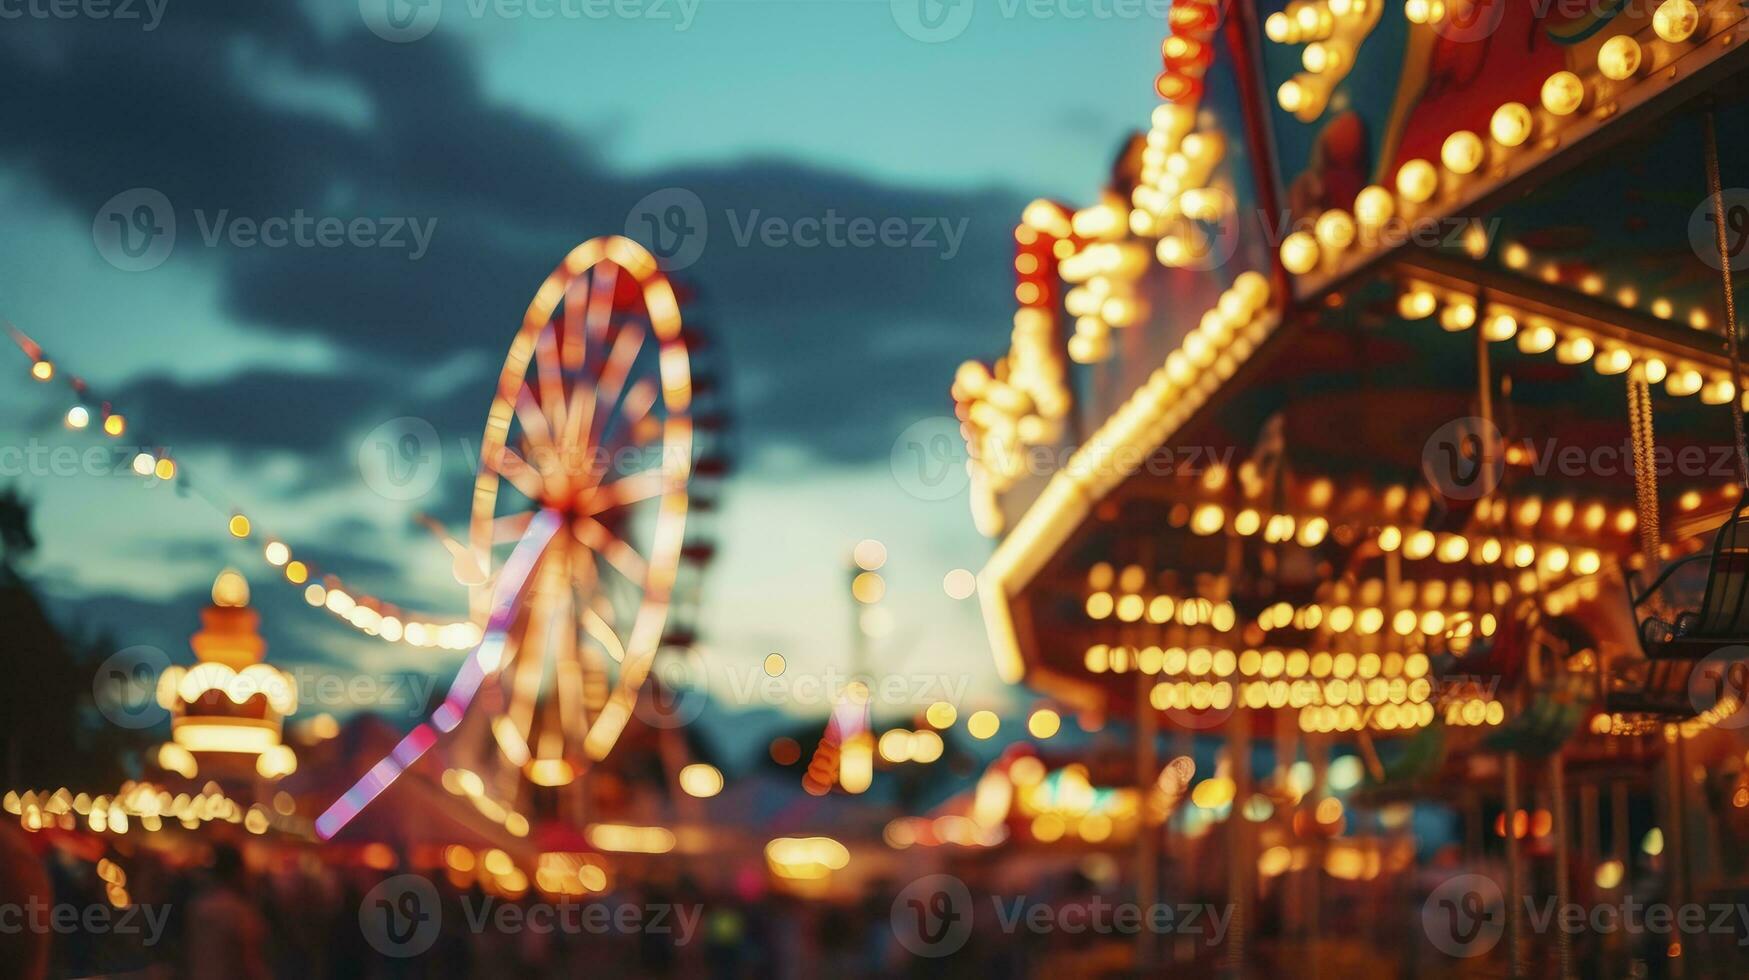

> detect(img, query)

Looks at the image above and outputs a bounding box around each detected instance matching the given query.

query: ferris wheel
[316,237,698,839]
[467,236,694,786]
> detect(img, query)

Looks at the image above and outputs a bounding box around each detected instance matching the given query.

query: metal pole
[1504,752,1523,978]
[1225,717,1252,979]
[1137,669,1158,971]
[1549,754,1573,980]
[1664,729,1688,977]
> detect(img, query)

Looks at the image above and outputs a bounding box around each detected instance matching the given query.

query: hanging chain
[1628,375,1663,578]
[1704,107,1749,489]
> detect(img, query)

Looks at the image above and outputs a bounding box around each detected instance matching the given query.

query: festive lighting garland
[1394,280,1746,408]
[4,324,480,650]
[315,509,559,839]
[1281,2,1749,289]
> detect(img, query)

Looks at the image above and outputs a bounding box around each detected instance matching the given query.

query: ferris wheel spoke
[486,445,546,504]
[585,322,647,451]
[560,274,590,374]
[548,549,593,748]
[585,470,675,516]
[514,386,562,480]
[583,606,628,664]
[585,263,620,352]
[534,323,569,439]
[573,517,650,585]
[590,378,661,469]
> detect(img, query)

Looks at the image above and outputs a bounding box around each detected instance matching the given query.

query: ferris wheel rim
[468,236,694,768]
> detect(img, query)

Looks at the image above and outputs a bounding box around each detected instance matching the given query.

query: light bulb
[1355,186,1395,228]
[1315,210,1357,250]
[1490,103,1534,147]
[1541,72,1585,117]
[1653,0,1699,43]
[1441,131,1485,175]
[1396,160,1439,204]
[1599,35,1642,81]
[1281,232,1321,275]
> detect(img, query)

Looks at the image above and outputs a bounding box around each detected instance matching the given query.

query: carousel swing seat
[1601,656,1696,716]
[1631,499,1749,661]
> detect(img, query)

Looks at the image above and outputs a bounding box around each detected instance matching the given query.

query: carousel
[954,1,1749,975]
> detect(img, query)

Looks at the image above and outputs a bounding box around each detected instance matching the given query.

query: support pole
[1549,754,1573,980]
[1664,729,1689,976]
[1504,752,1524,978]
[1137,670,1158,971]
[1225,718,1252,978]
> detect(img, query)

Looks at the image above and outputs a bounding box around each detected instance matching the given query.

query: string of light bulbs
[6,323,480,650]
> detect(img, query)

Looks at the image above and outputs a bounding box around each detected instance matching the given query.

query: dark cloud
[1,1,1021,473]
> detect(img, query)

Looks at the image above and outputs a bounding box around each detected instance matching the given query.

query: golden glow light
[1490,103,1533,147]
[926,701,957,729]
[1027,708,1061,739]
[1542,71,1586,116]
[967,710,1000,740]
[1440,132,1484,175]
[851,571,885,604]
[1654,0,1700,42]
[1599,35,1643,80]
[588,823,677,854]
[1395,160,1438,203]
[678,763,724,798]
[1315,210,1356,250]
[1281,232,1321,275]
[1354,186,1394,228]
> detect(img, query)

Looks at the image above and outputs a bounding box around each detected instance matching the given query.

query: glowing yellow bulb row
[1085,590,1238,630]
[1400,283,1741,405]
[1286,30,1725,280]
[1087,643,1431,682]
[1270,0,1380,123]
[1298,700,1438,733]
[976,275,1277,683]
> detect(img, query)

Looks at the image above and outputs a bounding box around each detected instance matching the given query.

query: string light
[7,324,478,650]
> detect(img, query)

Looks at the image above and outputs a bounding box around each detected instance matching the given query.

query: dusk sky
[0,1,1164,729]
